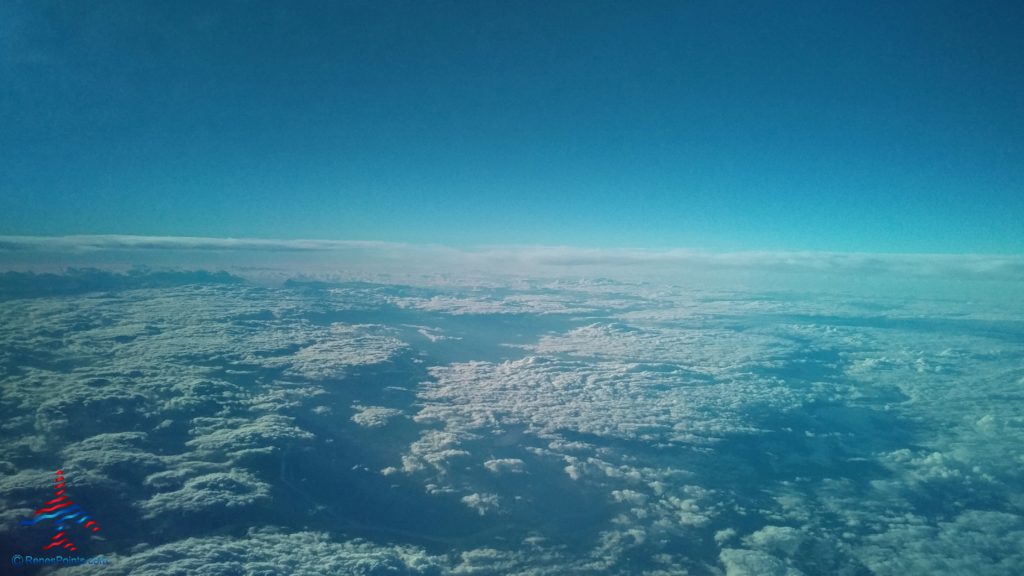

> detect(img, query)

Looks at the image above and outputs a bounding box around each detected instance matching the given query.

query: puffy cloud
[143,461,222,491]
[2,263,1022,576]
[139,469,271,518]
[247,384,327,413]
[483,458,525,474]
[856,510,1024,575]
[186,414,314,461]
[0,468,56,507]
[461,492,500,516]
[0,268,243,299]
[402,430,473,475]
[390,292,602,316]
[743,525,806,557]
[519,321,797,379]
[720,548,804,576]
[67,527,448,576]
[414,355,801,446]
[715,528,738,545]
[61,432,165,482]
[351,405,404,428]
[286,323,407,380]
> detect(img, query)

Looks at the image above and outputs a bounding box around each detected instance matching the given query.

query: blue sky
[2,1,1022,253]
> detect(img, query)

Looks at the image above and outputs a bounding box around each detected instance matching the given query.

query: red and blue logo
[19,470,101,552]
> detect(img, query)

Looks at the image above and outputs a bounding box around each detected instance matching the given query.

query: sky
[1,0,1023,253]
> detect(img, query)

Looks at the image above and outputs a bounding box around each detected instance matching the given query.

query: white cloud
[461,492,500,516]
[405,324,462,342]
[856,510,1024,575]
[286,323,407,380]
[413,355,801,446]
[61,432,164,480]
[66,527,448,575]
[483,458,526,474]
[519,321,797,379]
[2,261,1023,575]
[391,293,599,316]
[0,234,392,253]
[351,405,404,428]
[402,430,473,475]
[4,235,1023,286]
[743,525,805,557]
[139,469,271,518]
[720,548,804,576]
[186,414,314,460]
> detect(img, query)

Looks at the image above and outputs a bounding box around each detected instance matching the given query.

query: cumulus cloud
[461,492,501,516]
[351,405,404,428]
[743,525,806,557]
[139,469,271,518]
[286,323,407,380]
[0,268,243,299]
[402,429,474,475]
[67,527,448,575]
[413,355,801,446]
[720,548,804,576]
[61,432,165,482]
[519,321,797,379]
[2,262,1022,575]
[855,509,1024,575]
[483,458,526,474]
[186,414,314,460]
[391,293,600,316]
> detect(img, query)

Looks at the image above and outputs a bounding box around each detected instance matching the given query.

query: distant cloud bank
[1,235,1022,284]
[0,235,388,252]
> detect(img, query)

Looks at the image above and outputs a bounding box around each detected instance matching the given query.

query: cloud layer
[0,269,1021,574]
[2,235,1023,285]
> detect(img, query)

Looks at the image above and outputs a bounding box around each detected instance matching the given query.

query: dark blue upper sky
[2,0,1022,252]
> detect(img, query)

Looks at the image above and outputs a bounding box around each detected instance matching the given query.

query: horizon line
[2,233,1023,258]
